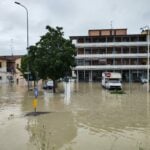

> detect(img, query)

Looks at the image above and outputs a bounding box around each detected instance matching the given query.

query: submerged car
[43,80,54,89]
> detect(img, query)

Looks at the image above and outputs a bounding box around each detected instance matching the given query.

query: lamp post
[15,1,30,90]
[148,27,150,92]
[141,26,150,92]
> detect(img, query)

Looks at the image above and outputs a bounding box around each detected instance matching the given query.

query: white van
[102,72,122,90]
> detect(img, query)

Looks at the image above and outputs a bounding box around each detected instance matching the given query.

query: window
[0,76,2,80]
[85,48,91,54]
[122,37,129,42]
[78,38,84,43]
[78,48,84,54]
[16,64,19,68]
[130,36,138,42]
[77,59,84,66]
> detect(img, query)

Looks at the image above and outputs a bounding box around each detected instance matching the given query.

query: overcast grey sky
[0,0,150,55]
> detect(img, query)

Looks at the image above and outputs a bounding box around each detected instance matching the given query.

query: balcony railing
[75,41,148,48]
[76,53,149,59]
[73,65,148,70]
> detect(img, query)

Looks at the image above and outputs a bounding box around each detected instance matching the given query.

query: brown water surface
[0,82,150,150]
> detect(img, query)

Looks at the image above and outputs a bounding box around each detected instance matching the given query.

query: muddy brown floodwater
[0,82,150,150]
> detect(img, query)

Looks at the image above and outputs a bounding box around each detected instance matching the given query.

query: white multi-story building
[70,28,150,82]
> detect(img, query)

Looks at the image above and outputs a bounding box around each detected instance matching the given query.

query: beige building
[70,28,150,82]
[0,55,24,84]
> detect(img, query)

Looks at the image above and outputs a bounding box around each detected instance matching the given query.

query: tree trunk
[34,80,36,88]
[53,80,56,93]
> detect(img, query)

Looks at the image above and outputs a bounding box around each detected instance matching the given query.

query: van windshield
[108,79,121,83]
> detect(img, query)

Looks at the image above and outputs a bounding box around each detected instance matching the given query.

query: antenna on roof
[10,39,14,56]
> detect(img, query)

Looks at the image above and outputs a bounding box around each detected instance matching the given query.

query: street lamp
[15,1,30,90]
[141,26,150,92]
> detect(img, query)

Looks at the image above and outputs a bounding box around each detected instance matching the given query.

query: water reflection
[0,84,30,150]
[73,84,150,130]
[26,112,77,150]
[0,83,150,150]
[64,82,71,105]
[69,83,150,150]
[43,91,54,108]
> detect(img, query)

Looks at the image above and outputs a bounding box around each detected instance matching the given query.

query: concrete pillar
[89,70,92,82]
[84,70,85,81]
[137,46,139,65]
[77,70,79,82]
[137,70,139,79]
[129,70,132,82]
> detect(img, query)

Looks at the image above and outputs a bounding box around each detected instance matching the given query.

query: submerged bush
[110,90,126,94]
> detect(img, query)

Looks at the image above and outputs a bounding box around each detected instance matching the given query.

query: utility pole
[15,1,30,90]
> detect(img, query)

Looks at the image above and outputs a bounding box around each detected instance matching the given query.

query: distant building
[0,55,24,84]
[70,28,150,82]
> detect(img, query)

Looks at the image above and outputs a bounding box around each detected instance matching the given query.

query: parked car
[140,78,148,84]
[43,80,54,89]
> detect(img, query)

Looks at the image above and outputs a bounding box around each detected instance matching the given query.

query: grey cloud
[0,0,150,55]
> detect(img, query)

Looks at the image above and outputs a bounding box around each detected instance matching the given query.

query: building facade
[70,28,150,82]
[0,55,24,84]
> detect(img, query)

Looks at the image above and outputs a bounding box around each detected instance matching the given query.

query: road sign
[34,87,38,98]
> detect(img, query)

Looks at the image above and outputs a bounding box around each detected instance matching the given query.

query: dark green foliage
[110,90,126,94]
[32,26,76,81]
[21,25,76,92]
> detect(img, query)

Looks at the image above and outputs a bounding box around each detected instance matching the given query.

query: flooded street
[0,82,150,150]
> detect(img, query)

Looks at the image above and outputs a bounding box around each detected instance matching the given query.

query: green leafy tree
[27,25,76,92]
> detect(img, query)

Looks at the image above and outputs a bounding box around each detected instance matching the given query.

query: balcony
[76,53,148,59]
[73,65,148,70]
[75,41,148,48]
[7,67,16,73]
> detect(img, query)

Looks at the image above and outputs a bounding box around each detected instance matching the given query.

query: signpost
[34,87,38,98]
[33,99,37,112]
[33,87,38,113]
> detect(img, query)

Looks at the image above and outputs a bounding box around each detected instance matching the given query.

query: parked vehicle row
[43,77,77,90]
[42,74,148,91]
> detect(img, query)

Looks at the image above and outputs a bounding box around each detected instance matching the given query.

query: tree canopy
[21,25,76,92]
